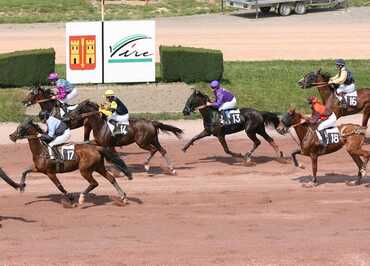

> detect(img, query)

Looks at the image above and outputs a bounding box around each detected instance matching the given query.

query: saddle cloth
[316,127,340,145]
[108,121,129,136]
[60,104,78,117]
[220,109,242,125]
[46,143,77,161]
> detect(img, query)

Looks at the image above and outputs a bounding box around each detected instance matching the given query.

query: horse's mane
[76,99,99,112]
[317,71,331,81]
[194,89,209,100]
[33,86,52,96]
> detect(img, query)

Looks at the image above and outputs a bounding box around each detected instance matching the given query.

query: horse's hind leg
[258,128,284,162]
[152,137,176,175]
[361,106,370,127]
[78,169,99,206]
[244,132,261,162]
[347,153,364,185]
[95,165,127,204]
[144,148,157,172]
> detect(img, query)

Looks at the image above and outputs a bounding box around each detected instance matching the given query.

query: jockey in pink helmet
[48,72,78,115]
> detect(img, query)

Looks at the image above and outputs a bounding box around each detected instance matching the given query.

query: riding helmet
[48,72,59,81]
[335,58,346,67]
[105,89,115,97]
[210,80,220,89]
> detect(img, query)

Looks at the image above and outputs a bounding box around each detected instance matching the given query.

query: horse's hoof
[110,195,128,207]
[244,160,256,167]
[78,194,85,205]
[171,169,177,175]
[61,198,75,209]
[298,163,305,169]
[345,180,361,186]
[182,148,187,153]
[360,168,367,177]
[144,164,150,172]
[302,182,318,188]
[19,183,26,193]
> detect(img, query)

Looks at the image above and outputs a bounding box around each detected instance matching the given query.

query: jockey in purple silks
[48,72,78,115]
[206,80,237,111]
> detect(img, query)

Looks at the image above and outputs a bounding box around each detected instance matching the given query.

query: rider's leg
[317,113,337,145]
[48,129,71,164]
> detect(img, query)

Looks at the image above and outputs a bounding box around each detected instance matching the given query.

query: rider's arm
[212,90,224,108]
[329,69,347,85]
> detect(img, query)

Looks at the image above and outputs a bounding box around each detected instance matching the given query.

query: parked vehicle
[225,0,346,16]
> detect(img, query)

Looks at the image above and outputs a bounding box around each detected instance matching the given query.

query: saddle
[42,142,77,172]
[108,120,129,136]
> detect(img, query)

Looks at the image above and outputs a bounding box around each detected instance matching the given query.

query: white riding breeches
[219,97,237,111]
[317,113,337,131]
[336,84,356,100]
[47,129,71,158]
[107,113,129,132]
[60,88,78,104]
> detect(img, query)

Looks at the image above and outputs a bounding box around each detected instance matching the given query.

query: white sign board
[66,20,155,84]
[66,22,102,83]
[103,21,155,83]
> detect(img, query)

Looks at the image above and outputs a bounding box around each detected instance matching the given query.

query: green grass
[0,0,227,24]
[0,89,27,122]
[2,60,370,122]
[194,60,370,114]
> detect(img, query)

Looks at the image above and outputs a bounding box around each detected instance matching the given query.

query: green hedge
[0,48,55,87]
[160,46,223,83]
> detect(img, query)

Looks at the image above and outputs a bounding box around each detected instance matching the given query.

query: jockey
[206,80,237,113]
[306,96,337,145]
[100,90,129,131]
[38,110,71,164]
[48,72,78,114]
[328,59,356,108]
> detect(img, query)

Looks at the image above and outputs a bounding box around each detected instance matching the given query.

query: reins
[79,111,100,119]
[37,98,54,103]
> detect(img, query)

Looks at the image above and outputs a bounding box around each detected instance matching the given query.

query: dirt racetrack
[1,7,370,63]
[2,117,370,265]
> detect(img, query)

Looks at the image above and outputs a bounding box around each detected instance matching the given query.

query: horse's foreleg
[46,172,72,203]
[347,153,364,185]
[218,135,243,158]
[83,121,92,142]
[182,130,210,152]
[308,155,319,187]
[19,166,36,192]
[291,149,305,168]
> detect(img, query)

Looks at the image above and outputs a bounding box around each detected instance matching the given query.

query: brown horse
[22,86,92,141]
[9,118,132,207]
[67,100,183,175]
[298,70,370,126]
[277,108,370,187]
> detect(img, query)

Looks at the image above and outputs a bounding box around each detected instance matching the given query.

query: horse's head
[9,118,43,142]
[67,100,99,121]
[182,89,209,116]
[298,69,329,89]
[277,108,303,135]
[22,86,54,107]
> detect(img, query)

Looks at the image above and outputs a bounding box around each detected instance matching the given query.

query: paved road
[1,7,370,63]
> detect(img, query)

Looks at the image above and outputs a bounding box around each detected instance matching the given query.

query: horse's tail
[152,121,184,139]
[0,167,20,190]
[98,148,133,180]
[261,111,280,128]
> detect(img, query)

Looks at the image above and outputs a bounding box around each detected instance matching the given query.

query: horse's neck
[318,86,332,105]
[28,138,46,157]
[88,114,109,136]
[199,107,215,122]
[293,124,309,143]
[39,101,55,112]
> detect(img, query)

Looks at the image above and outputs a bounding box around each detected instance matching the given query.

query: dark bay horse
[277,108,370,187]
[22,86,92,141]
[182,90,284,163]
[67,100,183,175]
[9,118,132,207]
[298,70,370,126]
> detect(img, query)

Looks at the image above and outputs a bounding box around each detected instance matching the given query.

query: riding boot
[52,146,63,172]
[318,130,328,152]
[61,103,69,116]
[340,97,347,109]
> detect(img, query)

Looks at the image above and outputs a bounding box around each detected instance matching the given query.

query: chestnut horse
[298,70,370,126]
[182,90,284,163]
[22,86,92,141]
[9,118,132,207]
[67,100,183,175]
[277,109,370,187]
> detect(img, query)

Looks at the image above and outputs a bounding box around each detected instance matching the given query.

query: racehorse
[298,69,370,126]
[277,108,370,187]
[9,118,132,207]
[67,100,183,175]
[182,90,284,163]
[22,86,92,141]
